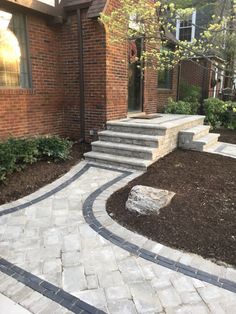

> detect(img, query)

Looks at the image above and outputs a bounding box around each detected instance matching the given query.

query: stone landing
[84,114,220,170]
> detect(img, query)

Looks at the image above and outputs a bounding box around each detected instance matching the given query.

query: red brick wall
[105,0,128,121]
[143,66,158,114]
[0,15,64,140]
[60,10,107,141]
[180,59,211,100]
[83,11,107,137]
[156,65,179,112]
[59,14,81,140]
[0,2,180,141]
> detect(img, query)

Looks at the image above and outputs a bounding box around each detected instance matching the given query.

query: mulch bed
[107,150,236,267]
[212,128,236,144]
[0,143,90,205]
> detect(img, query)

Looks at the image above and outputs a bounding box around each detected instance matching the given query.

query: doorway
[128,38,144,113]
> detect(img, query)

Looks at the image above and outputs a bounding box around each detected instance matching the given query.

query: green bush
[203,98,236,129]
[0,136,72,183]
[36,136,72,161]
[165,98,196,115]
[7,138,39,164]
[0,142,17,181]
[179,81,201,104]
[222,102,236,130]
[203,98,225,128]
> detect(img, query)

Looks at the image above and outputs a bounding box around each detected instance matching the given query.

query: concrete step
[84,151,151,171]
[107,121,167,136]
[107,115,205,136]
[179,125,211,147]
[191,133,220,151]
[98,130,163,148]
[162,115,205,130]
[92,141,157,160]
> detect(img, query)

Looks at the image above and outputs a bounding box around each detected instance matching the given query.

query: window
[176,10,196,42]
[0,10,30,88]
[158,68,173,89]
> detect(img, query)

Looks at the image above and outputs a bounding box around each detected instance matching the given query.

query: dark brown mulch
[212,128,236,144]
[0,143,90,205]
[107,150,236,267]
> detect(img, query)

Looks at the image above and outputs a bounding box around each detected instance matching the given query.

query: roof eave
[0,0,62,17]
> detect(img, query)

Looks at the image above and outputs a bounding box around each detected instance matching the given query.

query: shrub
[203,98,236,129]
[204,98,225,128]
[0,141,17,181]
[7,138,39,165]
[179,81,201,104]
[165,98,195,115]
[36,136,72,161]
[0,136,72,183]
[222,102,236,130]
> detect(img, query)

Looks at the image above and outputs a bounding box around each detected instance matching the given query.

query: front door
[128,38,144,113]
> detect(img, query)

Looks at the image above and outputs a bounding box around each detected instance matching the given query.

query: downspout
[77,8,85,142]
[201,59,208,114]
[176,61,181,101]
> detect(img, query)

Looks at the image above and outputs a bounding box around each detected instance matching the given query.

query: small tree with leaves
[101,0,236,89]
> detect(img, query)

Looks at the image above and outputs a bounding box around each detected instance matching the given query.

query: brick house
[0,0,179,141]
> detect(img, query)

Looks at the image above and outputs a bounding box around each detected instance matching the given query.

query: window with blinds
[0,10,30,88]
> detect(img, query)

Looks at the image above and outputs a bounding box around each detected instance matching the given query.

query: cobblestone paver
[206,142,236,159]
[0,161,236,313]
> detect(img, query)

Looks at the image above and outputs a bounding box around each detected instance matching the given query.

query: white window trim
[176,9,196,43]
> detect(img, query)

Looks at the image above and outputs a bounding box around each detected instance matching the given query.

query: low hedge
[0,136,72,182]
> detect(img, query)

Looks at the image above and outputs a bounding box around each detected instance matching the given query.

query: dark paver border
[0,163,125,314]
[0,161,236,314]
[0,258,104,314]
[0,163,91,217]
[82,167,236,295]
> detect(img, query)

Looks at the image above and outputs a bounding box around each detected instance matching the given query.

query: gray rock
[126,185,175,215]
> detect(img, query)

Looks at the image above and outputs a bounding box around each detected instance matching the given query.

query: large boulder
[126,185,175,215]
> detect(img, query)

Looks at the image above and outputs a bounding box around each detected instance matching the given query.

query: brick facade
[156,65,179,112]
[180,59,225,101]
[0,1,179,141]
[0,15,64,140]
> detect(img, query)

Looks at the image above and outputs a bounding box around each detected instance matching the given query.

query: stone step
[107,115,205,136]
[179,125,211,147]
[107,121,167,136]
[84,151,151,171]
[92,141,157,160]
[98,130,163,148]
[191,133,220,151]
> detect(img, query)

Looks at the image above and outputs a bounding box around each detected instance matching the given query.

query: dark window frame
[158,67,173,90]
[0,9,32,89]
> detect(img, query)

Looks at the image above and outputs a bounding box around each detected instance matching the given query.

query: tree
[100,0,236,88]
[222,0,236,88]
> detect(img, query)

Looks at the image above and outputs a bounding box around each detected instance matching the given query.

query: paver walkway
[0,158,236,313]
[206,142,236,159]
[0,292,31,314]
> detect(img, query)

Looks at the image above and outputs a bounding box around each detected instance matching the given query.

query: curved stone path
[0,161,236,314]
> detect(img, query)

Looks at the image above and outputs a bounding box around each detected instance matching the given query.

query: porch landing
[84,114,220,170]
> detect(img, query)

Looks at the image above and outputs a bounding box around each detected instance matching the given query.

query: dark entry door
[128,38,144,112]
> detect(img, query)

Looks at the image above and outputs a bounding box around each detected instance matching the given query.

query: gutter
[77,8,86,142]
[176,62,181,101]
